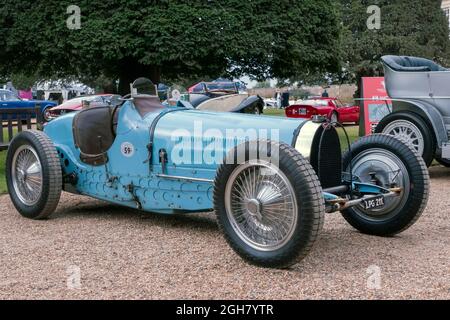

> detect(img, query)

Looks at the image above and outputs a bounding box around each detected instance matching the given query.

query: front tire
[6,130,62,219]
[341,134,429,236]
[375,112,435,167]
[214,141,325,268]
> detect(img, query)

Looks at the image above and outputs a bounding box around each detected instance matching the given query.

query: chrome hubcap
[225,160,298,251]
[349,149,410,221]
[383,120,424,155]
[12,145,43,206]
[246,199,262,218]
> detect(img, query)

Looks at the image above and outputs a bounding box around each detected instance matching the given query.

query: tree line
[0,0,449,94]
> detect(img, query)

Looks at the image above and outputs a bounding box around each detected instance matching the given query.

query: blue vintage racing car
[6,79,429,268]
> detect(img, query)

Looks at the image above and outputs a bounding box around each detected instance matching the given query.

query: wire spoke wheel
[383,120,424,155]
[6,130,62,220]
[11,145,43,206]
[225,160,298,251]
[215,141,325,268]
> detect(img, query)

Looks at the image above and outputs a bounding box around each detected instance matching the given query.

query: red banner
[360,77,392,136]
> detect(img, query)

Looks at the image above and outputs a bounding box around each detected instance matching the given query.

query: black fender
[232,95,264,113]
[391,99,447,151]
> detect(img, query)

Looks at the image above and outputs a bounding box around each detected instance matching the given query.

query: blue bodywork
[44,101,306,214]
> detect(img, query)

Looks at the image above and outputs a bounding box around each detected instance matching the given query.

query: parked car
[186,82,264,114]
[47,94,121,120]
[285,97,360,124]
[375,55,450,167]
[0,89,57,121]
[5,78,429,268]
[188,81,244,94]
[263,98,278,109]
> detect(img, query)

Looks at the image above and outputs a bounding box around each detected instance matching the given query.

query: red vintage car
[47,94,121,120]
[285,97,360,124]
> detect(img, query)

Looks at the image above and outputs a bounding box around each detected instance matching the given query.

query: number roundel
[120,142,135,158]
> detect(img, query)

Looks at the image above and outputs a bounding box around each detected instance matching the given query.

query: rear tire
[341,134,429,236]
[6,130,62,219]
[375,112,435,167]
[214,140,325,268]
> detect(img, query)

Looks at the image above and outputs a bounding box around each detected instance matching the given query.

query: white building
[443,0,450,29]
[36,81,94,101]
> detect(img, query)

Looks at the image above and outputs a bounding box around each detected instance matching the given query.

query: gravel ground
[0,167,449,300]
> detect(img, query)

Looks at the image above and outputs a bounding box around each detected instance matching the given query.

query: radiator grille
[309,126,342,189]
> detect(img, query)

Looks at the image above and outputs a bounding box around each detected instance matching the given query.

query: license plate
[299,108,307,115]
[363,196,385,210]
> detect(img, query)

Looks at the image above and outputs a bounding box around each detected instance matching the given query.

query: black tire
[6,130,62,219]
[214,140,325,268]
[242,105,262,115]
[342,134,429,236]
[375,112,435,167]
[257,106,263,115]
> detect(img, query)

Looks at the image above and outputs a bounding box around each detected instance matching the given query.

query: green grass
[0,127,19,194]
[263,108,360,150]
[263,108,286,117]
[337,126,360,151]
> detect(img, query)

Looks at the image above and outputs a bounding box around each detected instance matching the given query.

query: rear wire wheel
[6,130,62,219]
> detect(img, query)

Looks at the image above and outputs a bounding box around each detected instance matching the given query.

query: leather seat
[382,55,448,72]
[132,96,165,117]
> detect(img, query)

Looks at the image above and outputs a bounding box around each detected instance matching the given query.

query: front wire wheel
[214,141,325,268]
[225,160,298,252]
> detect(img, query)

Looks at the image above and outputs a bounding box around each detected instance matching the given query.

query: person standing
[322,89,329,98]
[274,89,282,109]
